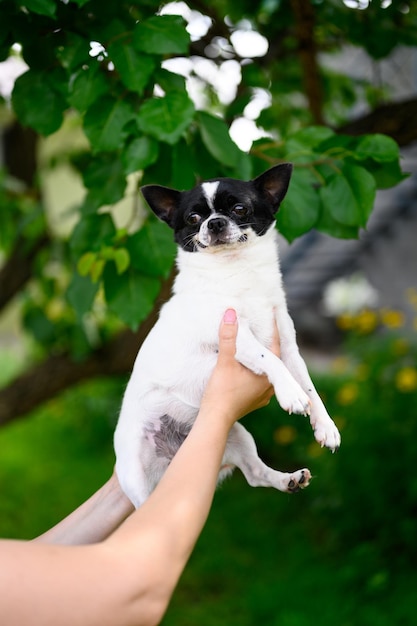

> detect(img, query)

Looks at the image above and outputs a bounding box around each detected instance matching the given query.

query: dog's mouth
[196,232,248,249]
[193,214,250,250]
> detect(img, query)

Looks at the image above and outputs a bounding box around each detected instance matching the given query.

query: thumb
[218,309,238,360]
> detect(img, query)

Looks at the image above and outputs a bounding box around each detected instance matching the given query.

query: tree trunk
[290,0,324,125]
[0,232,50,312]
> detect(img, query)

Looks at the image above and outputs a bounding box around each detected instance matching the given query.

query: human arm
[34,471,134,545]
[0,309,277,626]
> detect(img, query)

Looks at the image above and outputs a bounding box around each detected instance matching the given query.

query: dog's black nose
[207,216,228,234]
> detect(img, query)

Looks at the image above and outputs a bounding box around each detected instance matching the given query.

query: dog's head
[141,163,293,252]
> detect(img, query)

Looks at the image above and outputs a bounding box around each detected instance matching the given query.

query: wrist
[195,402,237,434]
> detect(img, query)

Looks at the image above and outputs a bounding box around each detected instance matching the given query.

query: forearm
[106,408,232,612]
[0,415,231,626]
[35,474,134,545]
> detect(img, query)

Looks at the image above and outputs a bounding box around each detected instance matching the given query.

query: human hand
[200,309,279,427]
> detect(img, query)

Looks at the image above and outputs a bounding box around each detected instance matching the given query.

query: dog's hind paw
[286,468,311,493]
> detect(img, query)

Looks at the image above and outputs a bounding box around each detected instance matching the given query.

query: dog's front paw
[313,418,341,452]
[275,381,311,417]
[286,468,311,493]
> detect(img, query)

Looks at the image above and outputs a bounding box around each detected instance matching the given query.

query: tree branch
[337,97,417,146]
[0,268,176,427]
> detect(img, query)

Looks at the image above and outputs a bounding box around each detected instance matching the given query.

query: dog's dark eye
[186,213,202,225]
[232,204,248,216]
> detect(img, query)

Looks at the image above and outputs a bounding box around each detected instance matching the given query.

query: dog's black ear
[253,163,293,213]
[141,185,181,227]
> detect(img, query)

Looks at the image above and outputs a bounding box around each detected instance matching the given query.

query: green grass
[0,337,416,625]
[0,375,122,538]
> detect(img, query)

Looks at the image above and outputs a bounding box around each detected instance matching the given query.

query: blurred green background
[1,313,416,626]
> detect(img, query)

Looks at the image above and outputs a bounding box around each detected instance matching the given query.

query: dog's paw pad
[286,468,311,493]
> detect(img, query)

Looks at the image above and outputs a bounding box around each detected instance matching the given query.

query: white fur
[114,225,340,507]
[201,181,220,210]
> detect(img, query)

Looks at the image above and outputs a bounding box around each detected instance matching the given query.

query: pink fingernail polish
[224,309,237,324]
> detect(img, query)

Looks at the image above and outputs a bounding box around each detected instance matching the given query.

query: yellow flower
[355,363,369,381]
[354,309,379,334]
[380,308,405,329]
[406,287,417,311]
[332,356,350,374]
[336,382,359,405]
[392,338,409,357]
[273,425,297,445]
[395,367,417,393]
[336,313,354,331]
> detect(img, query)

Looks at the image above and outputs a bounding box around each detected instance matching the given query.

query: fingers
[218,309,280,360]
[217,309,238,361]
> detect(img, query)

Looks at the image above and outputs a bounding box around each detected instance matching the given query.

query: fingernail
[223,309,237,324]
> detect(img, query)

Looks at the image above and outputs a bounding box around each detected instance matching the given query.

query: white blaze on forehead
[201,181,220,211]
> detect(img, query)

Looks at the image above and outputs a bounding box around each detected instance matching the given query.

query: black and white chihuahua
[114,164,341,508]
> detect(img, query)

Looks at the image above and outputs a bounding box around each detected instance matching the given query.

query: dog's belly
[127,341,218,419]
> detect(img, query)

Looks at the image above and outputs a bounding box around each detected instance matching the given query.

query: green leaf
[171,140,197,189]
[189,134,222,181]
[90,258,105,282]
[70,214,116,258]
[137,92,195,145]
[107,42,156,94]
[277,168,321,242]
[355,134,400,163]
[122,136,159,175]
[114,248,130,274]
[22,0,56,17]
[317,133,357,158]
[68,65,109,113]
[133,15,190,55]
[198,111,241,169]
[288,126,335,148]
[126,220,176,278]
[82,156,127,209]
[77,252,97,276]
[103,264,161,329]
[12,70,66,135]
[23,306,55,344]
[67,273,99,318]
[320,173,357,227]
[83,97,136,153]
[154,68,186,93]
[315,202,359,240]
[361,158,409,190]
[241,63,270,89]
[320,165,376,228]
[342,163,376,226]
[57,33,89,70]
[284,127,336,163]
